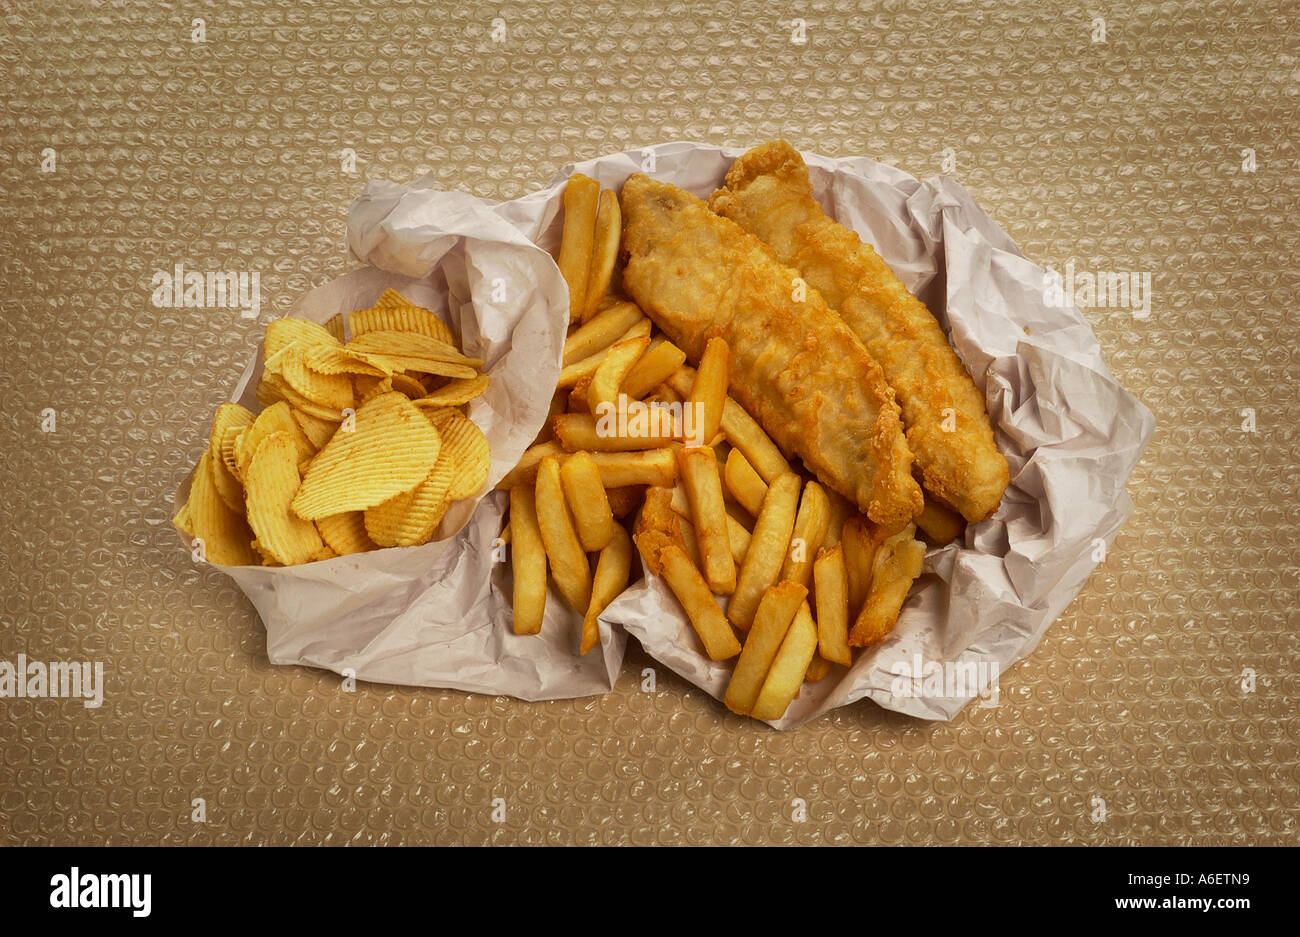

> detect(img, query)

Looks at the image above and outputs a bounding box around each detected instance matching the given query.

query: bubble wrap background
[1,0,1296,846]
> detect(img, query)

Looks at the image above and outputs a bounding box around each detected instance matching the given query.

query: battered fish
[709,141,1009,522]
[619,173,923,530]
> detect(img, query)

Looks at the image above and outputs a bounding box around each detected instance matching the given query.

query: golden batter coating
[709,140,1009,522]
[620,173,922,531]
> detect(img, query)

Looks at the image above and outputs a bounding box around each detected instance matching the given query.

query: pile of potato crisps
[173,290,490,566]
[492,174,938,721]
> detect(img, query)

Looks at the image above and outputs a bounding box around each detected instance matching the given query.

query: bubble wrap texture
[1,0,1296,846]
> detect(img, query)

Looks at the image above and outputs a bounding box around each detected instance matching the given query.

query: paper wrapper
[175,141,1153,722]
[508,142,1154,728]
[172,187,627,700]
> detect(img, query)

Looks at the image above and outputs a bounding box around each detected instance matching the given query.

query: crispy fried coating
[620,174,922,531]
[709,141,1009,522]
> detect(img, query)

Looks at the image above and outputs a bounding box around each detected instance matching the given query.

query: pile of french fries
[496,173,935,721]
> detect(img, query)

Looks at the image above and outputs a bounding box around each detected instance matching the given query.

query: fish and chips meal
[173,290,491,566]
[495,140,1008,721]
[175,140,1010,723]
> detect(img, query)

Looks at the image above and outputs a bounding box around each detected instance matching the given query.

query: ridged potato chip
[323,313,346,342]
[302,343,390,378]
[316,511,378,556]
[187,451,259,566]
[291,392,442,520]
[374,288,411,309]
[349,303,455,346]
[359,377,394,405]
[290,408,339,450]
[258,371,346,422]
[245,432,323,566]
[425,408,490,501]
[414,374,490,408]
[235,401,316,479]
[208,403,253,512]
[364,354,479,380]
[264,343,355,412]
[363,454,455,547]
[347,330,482,367]
[265,317,340,358]
[389,373,427,399]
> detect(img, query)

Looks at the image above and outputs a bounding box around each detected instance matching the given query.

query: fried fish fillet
[709,141,1009,522]
[619,173,923,530]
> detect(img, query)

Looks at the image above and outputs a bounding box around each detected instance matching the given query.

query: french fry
[668,484,750,566]
[813,543,852,666]
[724,449,768,517]
[531,390,567,445]
[687,337,729,446]
[559,451,618,552]
[588,335,650,414]
[779,480,831,589]
[567,376,593,413]
[727,472,801,630]
[725,514,751,566]
[670,366,793,483]
[675,510,705,571]
[496,440,564,490]
[534,456,592,614]
[509,485,547,635]
[841,515,880,618]
[676,446,736,594]
[563,300,644,366]
[657,544,742,661]
[850,523,926,647]
[915,497,965,545]
[622,339,687,401]
[581,189,621,323]
[582,524,631,654]
[557,173,600,323]
[823,487,854,548]
[605,485,646,520]
[583,449,676,488]
[557,318,652,388]
[551,411,678,452]
[804,654,833,682]
[720,397,792,483]
[724,580,807,715]
[750,600,818,721]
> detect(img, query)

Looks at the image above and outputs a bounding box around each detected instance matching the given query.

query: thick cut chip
[348,303,455,346]
[414,374,490,408]
[245,432,324,566]
[363,453,456,547]
[264,343,355,412]
[234,401,316,479]
[187,451,259,566]
[291,392,442,520]
[316,511,379,556]
[423,408,490,501]
[265,317,341,358]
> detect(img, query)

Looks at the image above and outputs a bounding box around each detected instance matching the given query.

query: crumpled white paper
[505,142,1154,728]
[176,141,1153,725]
